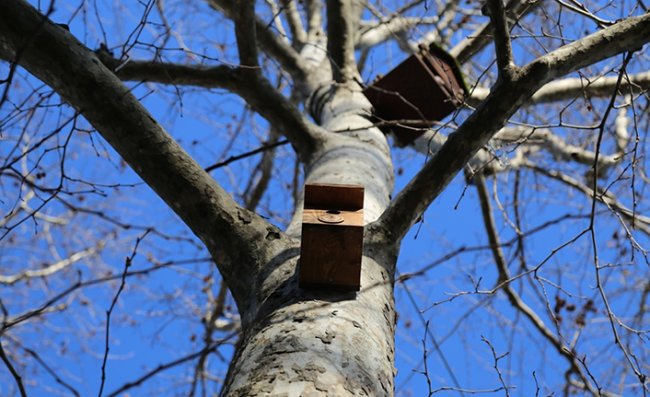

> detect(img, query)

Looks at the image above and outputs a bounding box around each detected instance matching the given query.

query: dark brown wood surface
[300,183,365,291]
[304,183,364,210]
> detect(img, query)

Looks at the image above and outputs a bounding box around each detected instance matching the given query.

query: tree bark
[222,86,398,396]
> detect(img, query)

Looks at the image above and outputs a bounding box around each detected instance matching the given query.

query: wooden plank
[299,223,363,291]
[302,208,364,227]
[304,183,364,210]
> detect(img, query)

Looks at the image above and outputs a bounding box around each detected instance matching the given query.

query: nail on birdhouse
[363,43,468,144]
[299,183,364,291]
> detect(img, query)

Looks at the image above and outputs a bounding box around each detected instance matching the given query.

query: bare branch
[94,54,324,164]
[486,0,516,78]
[451,0,539,64]
[326,0,360,82]
[475,175,600,395]
[208,0,310,82]
[0,243,103,285]
[234,0,260,69]
[244,130,281,210]
[305,0,324,38]
[2,259,212,332]
[469,71,650,105]
[97,234,145,397]
[0,0,289,308]
[481,336,511,396]
[407,123,623,178]
[376,12,650,242]
[264,0,290,45]
[554,0,614,28]
[0,342,27,397]
[281,0,307,44]
[493,127,622,169]
[10,337,81,397]
[106,333,238,397]
[357,17,438,50]
[525,162,650,237]
[205,139,289,173]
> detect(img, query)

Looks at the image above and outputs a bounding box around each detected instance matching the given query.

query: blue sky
[1,0,649,396]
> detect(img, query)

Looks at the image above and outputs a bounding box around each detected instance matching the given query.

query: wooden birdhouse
[299,183,364,291]
[363,43,468,144]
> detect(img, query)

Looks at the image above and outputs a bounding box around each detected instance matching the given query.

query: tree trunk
[221,87,398,396]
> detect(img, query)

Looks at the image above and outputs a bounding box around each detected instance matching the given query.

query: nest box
[363,43,468,144]
[299,183,364,291]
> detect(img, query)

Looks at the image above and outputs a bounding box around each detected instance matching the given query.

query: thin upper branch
[410,125,623,174]
[281,0,307,44]
[474,175,599,395]
[0,244,102,285]
[95,54,325,161]
[357,16,437,50]
[485,0,516,78]
[525,162,650,237]
[305,0,324,38]
[451,0,539,64]
[208,0,310,82]
[0,0,289,308]
[0,342,27,397]
[326,0,360,82]
[375,12,650,242]
[234,0,260,69]
[470,71,650,105]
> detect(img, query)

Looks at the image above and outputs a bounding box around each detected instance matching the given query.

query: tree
[1,0,649,395]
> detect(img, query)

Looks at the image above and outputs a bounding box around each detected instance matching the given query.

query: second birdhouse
[299,183,364,291]
[363,43,468,144]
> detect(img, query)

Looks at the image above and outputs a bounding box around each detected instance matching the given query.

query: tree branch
[234,0,259,69]
[326,0,360,82]
[280,0,307,45]
[451,0,539,64]
[305,0,324,38]
[409,125,623,175]
[375,12,650,242]
[524,162,650,237]
[474,175,599,395]
[95,55,325,161]
[207,0,310,82]
[0,243,103,285]
[357,16,439,50]
[106,333,237,397]
[469,71,650,105]
[492,126,622,169]
[0,0,289,308]
[486,0,516,78]
[0,342,27,397]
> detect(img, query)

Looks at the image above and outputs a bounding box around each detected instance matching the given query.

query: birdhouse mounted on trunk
[299,183,364,291]
[363,43,468,144]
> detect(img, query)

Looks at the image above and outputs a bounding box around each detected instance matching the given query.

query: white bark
[222,86,397,396]
[3,1,650,395]
[469,71,650,105]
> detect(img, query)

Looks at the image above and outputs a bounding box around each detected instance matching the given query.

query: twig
[0,341,27,397]
[486,0,516,79]
[474,174,600,395]
[2,257,211,332]
[204,139,288,172]
[481,336,511,396]
[12,337,81,397]
[399,275,466,396]
[421,321,434,396]
[587,52,648,389]
[97,231,149,397]
[106,332,238,397]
